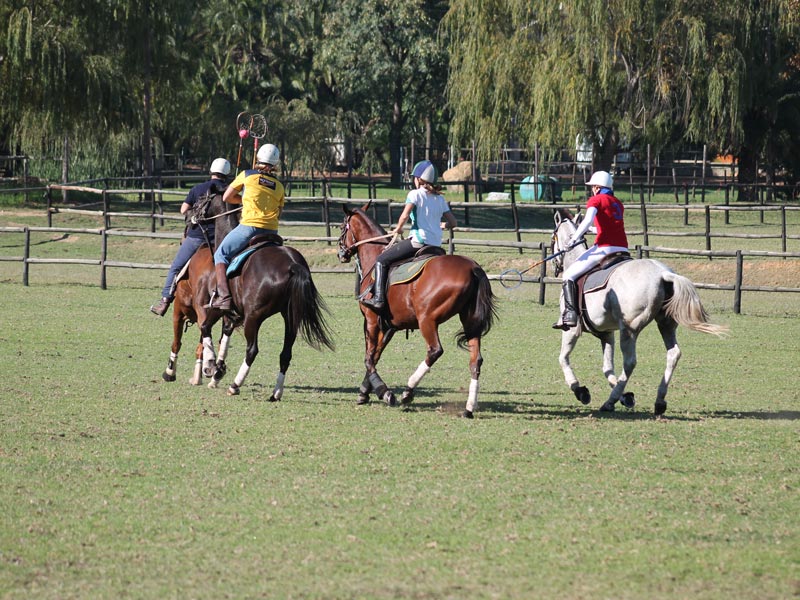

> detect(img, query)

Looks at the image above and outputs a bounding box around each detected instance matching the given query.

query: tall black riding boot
[211,263,232,311]
[553,279,579,330]
[361,262,387,310]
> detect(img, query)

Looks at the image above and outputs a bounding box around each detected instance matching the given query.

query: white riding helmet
[411,160,437,184]
[209,158,231,176]
[587,170,613,190]
[256,143,280,166]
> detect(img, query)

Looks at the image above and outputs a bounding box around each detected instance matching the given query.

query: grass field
[1,248,799,599]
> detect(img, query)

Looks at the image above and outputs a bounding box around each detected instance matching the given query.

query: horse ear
[554,212,562,227]
[342,204,353,216]
[361,200,373,212]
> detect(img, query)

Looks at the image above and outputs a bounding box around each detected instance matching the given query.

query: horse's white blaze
[407,361,430,389]
[272,371,286,400]
[466,378,479,413]
[233,361,250,388]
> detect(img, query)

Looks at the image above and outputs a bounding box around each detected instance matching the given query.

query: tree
[318,0,448,184]
[444,0,800,191]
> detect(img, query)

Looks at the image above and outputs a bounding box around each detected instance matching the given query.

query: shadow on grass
[252,383,800,421]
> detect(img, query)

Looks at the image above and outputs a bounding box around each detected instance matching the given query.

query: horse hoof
[162,372,176,382]
[357,395,370,405]
[227,385,240,396]
[462,410,474,419]
[268,395,280,402]
[621,392,635,409]
[207,379,218,389]
[401,388,415,405]
[385,391,398,407]
[573,385,591,405]
[654,400,667,416]
[188,378,200,386]
[599,401,616,412]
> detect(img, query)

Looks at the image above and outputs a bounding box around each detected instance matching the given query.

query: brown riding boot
[211,263,232,310]
[150,296,172,316]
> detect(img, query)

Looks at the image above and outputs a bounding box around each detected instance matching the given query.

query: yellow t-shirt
[227,169,285,230]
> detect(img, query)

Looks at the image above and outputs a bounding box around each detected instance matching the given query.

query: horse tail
[662,272,728,337]
[286,262,335,351]
[456,266,499,349]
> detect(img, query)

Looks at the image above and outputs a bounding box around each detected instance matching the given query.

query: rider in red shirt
[553,170,629,330]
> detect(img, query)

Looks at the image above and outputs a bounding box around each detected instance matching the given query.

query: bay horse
[551,210,728,415]
[337,203,498,418]
[167,190,334,399]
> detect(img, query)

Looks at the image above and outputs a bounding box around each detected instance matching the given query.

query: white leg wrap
[272,372,286,400]
[202,337,216,364]
[190,359,202,385]
[217,334,231,361]
[466,378,479,413]
[407,361,431,389]
[166,352,178,376]
[234,361,251,388]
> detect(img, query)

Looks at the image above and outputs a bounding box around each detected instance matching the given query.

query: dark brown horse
[164,191,334,399]
[337,203,498,418]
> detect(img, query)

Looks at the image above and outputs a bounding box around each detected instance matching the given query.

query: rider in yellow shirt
[211,143,285,310]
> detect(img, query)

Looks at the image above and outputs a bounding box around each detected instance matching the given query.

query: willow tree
[444,0,800,190]
[0,1,138,178]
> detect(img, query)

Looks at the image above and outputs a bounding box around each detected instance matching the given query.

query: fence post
[23,157,30,205]
[510,182,522,254]
[46,186,53,228]
[781,205,787,255]
[23,227,30,286]
[537,243,547,306]
[322,192,331,245]
[683,184,689,226]
[704,205,711,258]
[724,185,730,225]
[387,200,393,229]
[102,190,110,229]
[463,179,470,227]
[733,250,743,314]
[101,229,108,290]
[639,185,649,257]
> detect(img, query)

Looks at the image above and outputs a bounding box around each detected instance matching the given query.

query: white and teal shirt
[406,188,451,247]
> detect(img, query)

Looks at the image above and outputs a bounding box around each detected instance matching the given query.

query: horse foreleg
[401,322,444,407]
[269,314,298,402]
[603,328,638,411]
[654,319,681,416]
[162,313,186,382]
[361,317,396,406]
[188,341,203,385]
[209,319,235,388]
[559,329,590,405]
[600,333,617,387]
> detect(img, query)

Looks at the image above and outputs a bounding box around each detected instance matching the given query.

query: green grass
[0,269,798,598]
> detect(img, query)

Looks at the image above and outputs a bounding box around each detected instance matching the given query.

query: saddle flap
[579,252,632,294]
[226,239,283,277]
[387,255,439,286]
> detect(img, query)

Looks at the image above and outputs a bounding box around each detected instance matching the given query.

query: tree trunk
[389,77,404,186]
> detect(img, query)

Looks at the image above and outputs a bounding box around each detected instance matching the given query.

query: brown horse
[161,201,235,385]
[337,203,498,418]
[163,191,334,400]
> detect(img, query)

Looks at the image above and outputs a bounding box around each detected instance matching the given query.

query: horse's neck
[214,207,239,247]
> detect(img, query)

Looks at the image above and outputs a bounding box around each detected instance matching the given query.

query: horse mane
[351,207,388,237]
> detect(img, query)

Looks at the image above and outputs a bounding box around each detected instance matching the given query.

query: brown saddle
[248,233,283,247]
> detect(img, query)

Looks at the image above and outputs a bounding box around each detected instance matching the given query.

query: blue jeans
[162,236,206,298]
[214,224,278,265]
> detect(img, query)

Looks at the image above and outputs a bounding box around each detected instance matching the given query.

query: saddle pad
[583,254,632,293]
[388,256,437,286]
[226,240,281,277]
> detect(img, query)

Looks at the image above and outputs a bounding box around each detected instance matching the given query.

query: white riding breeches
[563,245,629,281]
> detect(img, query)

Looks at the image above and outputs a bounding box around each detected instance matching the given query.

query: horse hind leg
[559,329,590,405]
[188,341,203,385]
[268,314,298,402]
[602,328,638,412]
[208,320,234,389]
[654,318,681,416]
[401,321,444,409]
[163,313,186,382]
[460,337,484,419]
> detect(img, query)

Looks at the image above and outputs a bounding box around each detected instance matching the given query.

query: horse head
[337,202,383,263]
[189,190,240,249]
[551,210,585,276]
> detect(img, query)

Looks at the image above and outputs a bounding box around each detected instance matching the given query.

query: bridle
[337,213,394,262]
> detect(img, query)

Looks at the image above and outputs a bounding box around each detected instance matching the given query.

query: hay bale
[442,161,476,194]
